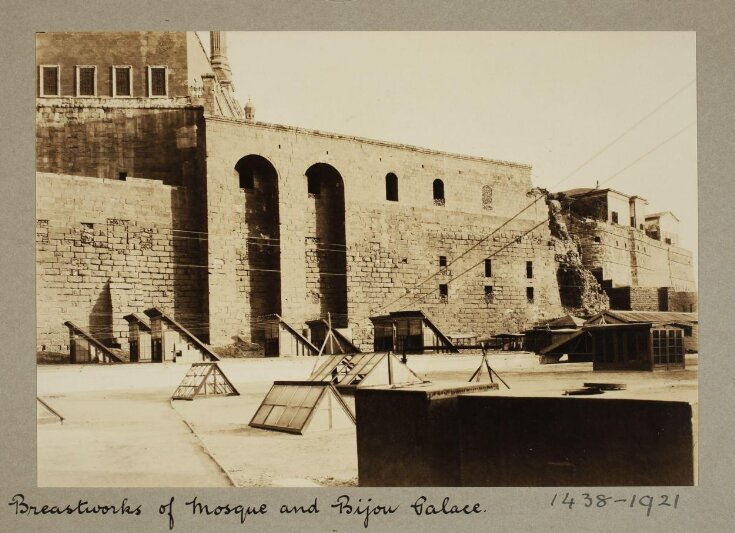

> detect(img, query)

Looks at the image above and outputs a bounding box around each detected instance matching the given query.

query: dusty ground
[37,352,698,487]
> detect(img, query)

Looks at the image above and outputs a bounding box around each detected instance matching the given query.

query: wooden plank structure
[64,321,126,363]
[308,352,423,391]
[122,313,152,363]
[492,333,526,351]
[540,322,686,371]
[249,381,356,434]
[370,310,459,354]
[262,314,319,356]
[586,310,698,353]
[172,363,239,400]
[144,308,220,363]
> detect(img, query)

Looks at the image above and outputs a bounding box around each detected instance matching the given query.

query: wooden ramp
[172,363,239,400]
[249,381,355,435]
[64,321,127,363]
[309,352,423,390]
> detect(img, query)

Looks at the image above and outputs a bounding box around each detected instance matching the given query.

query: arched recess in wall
[433,178,445,206]
[234,155,282,345]
[304,163,348,327]
[386,173,398,201]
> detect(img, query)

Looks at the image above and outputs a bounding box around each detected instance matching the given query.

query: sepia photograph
[35,30,697,489]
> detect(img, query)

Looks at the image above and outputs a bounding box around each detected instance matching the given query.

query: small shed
[492,333,525,351]
[369,310,458,354]
[143,308,219,363]
[122,313,152,362]
[446,333,479,347]
[525,314,586,355]
[525,328,583,359]
[586,310,698,353]
[262,314,319,356]
[542,322,685,371]
[64,321,126,364]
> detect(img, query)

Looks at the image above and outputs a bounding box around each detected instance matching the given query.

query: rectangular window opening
[148,66,168,97]
[526,286,534,303]
[40,65,60,96]
[439,256,447,269]
[484,285,494,302]
[484,259,492,277]
[526,261,533,279]
[76,66,96,97]
[113,66,132,97]
[611,211,619,224]
[386,174,399,201]
[439,283,448,303]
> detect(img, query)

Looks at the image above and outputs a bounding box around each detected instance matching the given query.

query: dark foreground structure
[355,387,695,486]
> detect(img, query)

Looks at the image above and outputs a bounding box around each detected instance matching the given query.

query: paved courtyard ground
[37,352,698,487]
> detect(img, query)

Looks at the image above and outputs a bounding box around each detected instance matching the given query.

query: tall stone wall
[36,173,207,352]
[36,101,202,185]
[569,217,695,292]
[606,286,698,312]
[203,117,564,349]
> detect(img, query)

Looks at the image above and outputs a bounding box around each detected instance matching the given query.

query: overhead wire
[43,79,697,341]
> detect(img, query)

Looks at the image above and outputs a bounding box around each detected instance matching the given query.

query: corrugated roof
[536,314,585,328]
[588,310,697,325]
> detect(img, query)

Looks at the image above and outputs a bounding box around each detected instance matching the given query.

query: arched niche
[304,163,348,327]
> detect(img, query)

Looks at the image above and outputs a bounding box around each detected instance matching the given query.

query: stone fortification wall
[203,117,564,349]
[568,217,695,292]
[36,101,202,185]
[36,173,207,352]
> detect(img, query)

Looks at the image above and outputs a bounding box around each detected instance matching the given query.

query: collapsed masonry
[545,193,610,316]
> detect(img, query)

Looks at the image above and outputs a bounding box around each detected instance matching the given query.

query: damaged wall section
[546,194,610,316]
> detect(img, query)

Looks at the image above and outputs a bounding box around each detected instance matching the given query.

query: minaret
[209,31,233,86]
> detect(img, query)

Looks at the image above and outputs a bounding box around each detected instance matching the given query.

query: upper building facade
[34,31,694,355]
[556,187,696,312]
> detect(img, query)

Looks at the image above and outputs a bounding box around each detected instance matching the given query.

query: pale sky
[200,31,697,277]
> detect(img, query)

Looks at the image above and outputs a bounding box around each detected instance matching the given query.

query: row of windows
[438,257,533,279]
[239,165,496,209]
[388,176,444,204]
[438,283,535,303]
[38,65,169,98]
